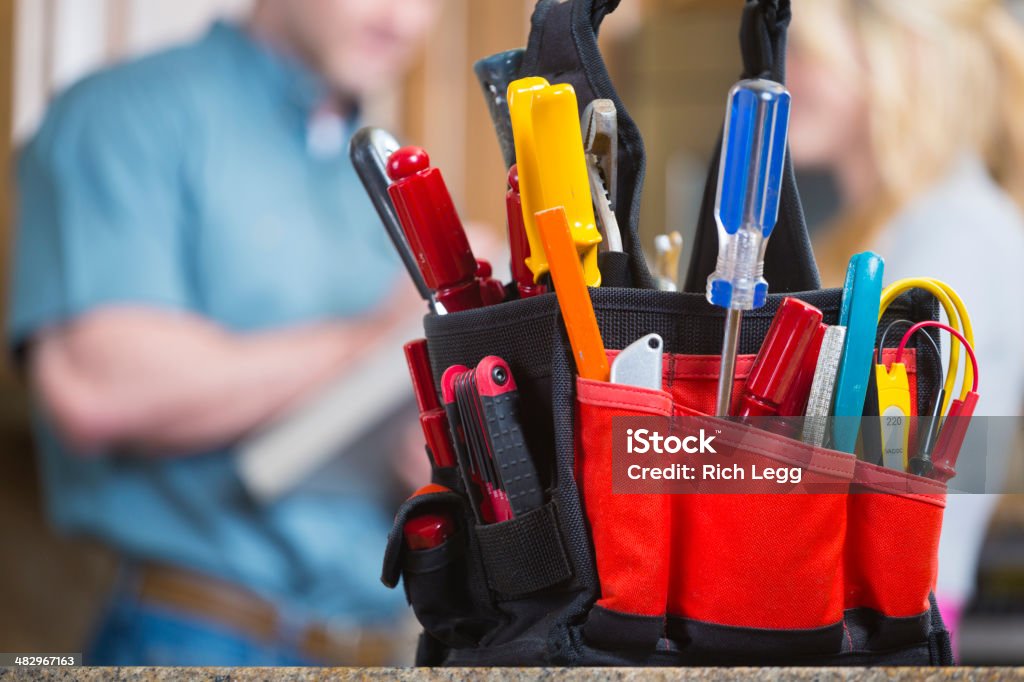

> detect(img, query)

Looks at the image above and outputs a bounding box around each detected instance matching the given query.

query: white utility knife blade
[610,333,664,390]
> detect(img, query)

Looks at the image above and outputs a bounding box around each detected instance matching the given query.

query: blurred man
[8,0,442,666]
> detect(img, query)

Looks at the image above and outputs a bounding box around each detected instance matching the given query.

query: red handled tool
[405,514,455,551]
[736,298,824,427]
[442,358,543,524]
[454,368,513,522]
[930,392,979,483]
[403,484,455,551]
[778,322,826,418]
[893,321,980,482]
[475,259,507,306]
[442,365,497,523]
[387,146,503,312]
[507,165,546,299]
[404,339,456,468]
[472,357,544,516]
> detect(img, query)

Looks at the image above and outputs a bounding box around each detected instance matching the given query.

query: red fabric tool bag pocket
[667,452,854,656]
[658,354,856,656]
[663,405,856,651]
[576,377,674,651]
[844,460,946,648]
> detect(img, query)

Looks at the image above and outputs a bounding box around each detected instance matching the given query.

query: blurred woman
[788,0,1024,652]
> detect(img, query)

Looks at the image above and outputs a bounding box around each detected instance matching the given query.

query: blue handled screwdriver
[707,79,791,417]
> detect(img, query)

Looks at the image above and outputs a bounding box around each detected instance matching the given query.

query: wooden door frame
[2,0,16,365]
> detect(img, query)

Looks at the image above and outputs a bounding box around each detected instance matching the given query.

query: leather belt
[135,564,396,665]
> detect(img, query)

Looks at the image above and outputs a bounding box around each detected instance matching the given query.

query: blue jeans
[86,588,318,666]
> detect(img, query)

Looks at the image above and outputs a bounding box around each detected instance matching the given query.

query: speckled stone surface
[2,669,1023,681]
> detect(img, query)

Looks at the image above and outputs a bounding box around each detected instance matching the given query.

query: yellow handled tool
[508,78,602,286]
[508,77,550,282]
[531,83,602,286]
[874,362,912,470]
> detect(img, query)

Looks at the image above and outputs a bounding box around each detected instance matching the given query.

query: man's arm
[29,291,415,456]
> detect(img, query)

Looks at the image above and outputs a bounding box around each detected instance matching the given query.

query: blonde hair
[791,0,1024,283]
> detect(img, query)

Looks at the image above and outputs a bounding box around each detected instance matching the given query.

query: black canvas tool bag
[381,0,954,666]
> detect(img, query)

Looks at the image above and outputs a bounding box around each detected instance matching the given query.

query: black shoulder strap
[520,0,656,289]
[682,0,821,294]
[520,0,819,293]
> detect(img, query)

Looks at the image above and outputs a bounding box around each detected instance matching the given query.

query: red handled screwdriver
[404,339,456,468]
[736,297,823,436]
[387,147,503,312]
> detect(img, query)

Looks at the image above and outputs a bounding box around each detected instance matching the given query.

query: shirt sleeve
[8,72,193,353]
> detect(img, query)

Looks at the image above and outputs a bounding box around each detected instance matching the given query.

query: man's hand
[29,281,421,456]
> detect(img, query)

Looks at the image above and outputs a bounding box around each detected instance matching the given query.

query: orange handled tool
[535,206,609,382]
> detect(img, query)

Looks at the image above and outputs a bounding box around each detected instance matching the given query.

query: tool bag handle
[683,0,821,294]
[520,0,819,294]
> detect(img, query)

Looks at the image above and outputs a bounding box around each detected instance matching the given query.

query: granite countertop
[3,669,1023,681]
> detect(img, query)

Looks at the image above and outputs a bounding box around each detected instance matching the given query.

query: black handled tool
[473,357,543,517]
[473,48,524,169]
[442,357,544,523]
[349,127,435,309]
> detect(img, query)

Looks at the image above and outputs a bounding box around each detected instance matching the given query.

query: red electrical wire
[895,321,979,393]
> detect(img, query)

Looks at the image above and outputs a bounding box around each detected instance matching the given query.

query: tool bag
[381,0,954,666]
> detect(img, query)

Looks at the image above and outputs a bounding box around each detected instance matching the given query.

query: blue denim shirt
[9,21,406,625]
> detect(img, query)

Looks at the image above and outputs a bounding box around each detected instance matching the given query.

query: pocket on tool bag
[654,354,856,656]
[382,486,499,648]
[661,353,757,416]
[844,460,946,649]
[665,418,855,656]
[576,377,674,651]
[473,499,573,598]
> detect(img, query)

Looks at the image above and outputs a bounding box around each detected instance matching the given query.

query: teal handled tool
[830,251,885,454]
[707,79,792,416]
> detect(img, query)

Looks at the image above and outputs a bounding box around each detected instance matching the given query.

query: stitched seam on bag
[849,487,944,507]
[709,433,852,478]
[664,353,908,380]
[721,425,855,475]
[581,383,670,400]
[667,352,676,394]
[673,408,857,479]
[852,479,945,500]
[667,355,758,380]
[851,468,947,506]
[424,308,558,338]
[676,406,851,468]
[579,397,672,416]
[577,381,673,415]
[579,380,856,479]
[853,460,947,498]
[591,300,841,318]
[588,603,668,624]
[577,378,672,401]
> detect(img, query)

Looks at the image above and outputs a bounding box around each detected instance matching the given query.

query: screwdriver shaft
[708,79,790,418]
[716,309,742,416]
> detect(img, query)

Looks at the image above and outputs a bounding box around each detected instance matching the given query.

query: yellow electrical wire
[878,277,974,416]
